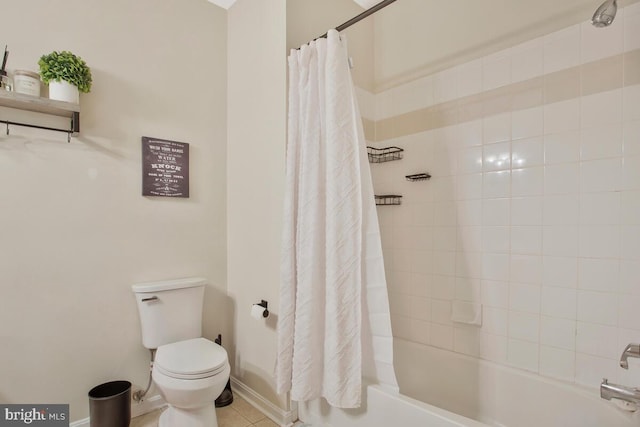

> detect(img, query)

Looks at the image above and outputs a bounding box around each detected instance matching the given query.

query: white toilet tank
[132,277,207,349]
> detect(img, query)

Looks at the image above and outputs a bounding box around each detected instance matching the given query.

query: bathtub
[298,339,638,427]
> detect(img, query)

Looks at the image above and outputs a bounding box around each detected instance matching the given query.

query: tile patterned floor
[130,395,280,427]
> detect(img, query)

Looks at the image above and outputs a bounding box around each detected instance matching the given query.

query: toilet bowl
[132,278,230,427]
[154,338,230,427]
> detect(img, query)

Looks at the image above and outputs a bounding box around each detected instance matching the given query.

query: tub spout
[601,378,640,405]
[620,343,640,369]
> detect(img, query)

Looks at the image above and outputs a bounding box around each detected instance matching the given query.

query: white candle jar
[13,70,41,97]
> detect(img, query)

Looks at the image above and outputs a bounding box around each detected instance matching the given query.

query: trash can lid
[155,338,228,378]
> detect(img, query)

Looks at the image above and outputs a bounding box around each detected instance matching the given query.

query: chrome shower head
[591,0,618,27]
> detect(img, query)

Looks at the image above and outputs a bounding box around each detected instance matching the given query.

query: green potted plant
[38,50,92,104]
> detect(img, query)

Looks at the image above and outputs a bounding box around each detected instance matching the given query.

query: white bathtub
[298,339,639,427]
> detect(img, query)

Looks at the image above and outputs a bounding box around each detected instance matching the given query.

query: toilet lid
[155,338,228,379]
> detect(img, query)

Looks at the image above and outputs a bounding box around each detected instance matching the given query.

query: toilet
[132,277,230,427]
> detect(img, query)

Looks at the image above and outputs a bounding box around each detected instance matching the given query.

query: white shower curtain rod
[302,0,397,47]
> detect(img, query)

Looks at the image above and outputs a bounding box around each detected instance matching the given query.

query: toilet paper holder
[254,300,269,318]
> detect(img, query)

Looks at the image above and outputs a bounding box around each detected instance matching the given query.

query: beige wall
[0,0,228,421]
[227,0,288,410]
[287,0,374,91]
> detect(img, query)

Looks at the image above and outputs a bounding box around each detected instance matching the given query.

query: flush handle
[141,296,159,302]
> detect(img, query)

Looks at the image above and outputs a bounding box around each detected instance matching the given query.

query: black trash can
[88,381,131,427]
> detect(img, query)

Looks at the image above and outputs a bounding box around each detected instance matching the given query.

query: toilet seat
[155,337,228,380]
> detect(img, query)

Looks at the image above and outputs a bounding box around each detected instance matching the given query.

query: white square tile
[540,316,577,350]
[579,192,621,225]
[482,280,509,308]
[510,255,543,285]
[483,253,510,281]
[508,338,539,372]
[539,345,576,382]
[576,321,619,358]
[543,25,580,74]
[623,121,640,156]
[512,108,544,141]
[410,272,432,298]
[458,146,483,174]
[508,311,540,342]
[545,163,580,195]
[457,174,483,200]
[409,319,430,345]
[432,251,456,276]
[457,226,483,252]
[482,198,510,226]
[543,226,579,257]
[581,15,624,63]
[512,136,544,168]
[579,225,621,259]
[581,89,623,128]
[454,326,480,356]
[623,156,640,190]
[578,258,620,292]
[458,120,483,148]
[544,131,580,164]
[511,197,543,225]
[511,226,542,255]
[456,252,484,279]
[391,314,412,340]
[622,225,640,260]
[511,41,544,83]
[457,199,483,225]
[454,277,482,302]
[410,297,432,322]
[621,191,640,224]
[509,282,542,313]
[483,226,510,253]
[432,276,454,301]
[512,167,544,197]
[619,294,640,330]
[456,59,483,97]
[577,291,619,326]
[483,115,512,146]
[411,202,434,227]
[575,353,620,388]
[483,306,509,335]
[433,201,457,226]
[623,85,640,122]
[544,99,580,134]
[580,158,623,193]
[543,256,578,288]
[432,227,456,252]
[580,124,623,160]
[544,194,579,225]
[430,323,454,350]
[432,298,453,325]
[541,286,577,319]
[621,260,640,294]
[483,171,511,198]
[483,49,511,90]
[480,333,508,363]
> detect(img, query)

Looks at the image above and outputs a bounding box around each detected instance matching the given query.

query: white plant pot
[48,80,79,104]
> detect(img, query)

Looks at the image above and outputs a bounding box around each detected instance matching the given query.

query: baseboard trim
[131,393,166,418]
[69,394,166,427]
[230,377,298,427]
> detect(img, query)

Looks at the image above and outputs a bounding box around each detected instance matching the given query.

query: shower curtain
[276,30,397,409]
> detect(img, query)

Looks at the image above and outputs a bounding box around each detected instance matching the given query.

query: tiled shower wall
[358,3,640,389]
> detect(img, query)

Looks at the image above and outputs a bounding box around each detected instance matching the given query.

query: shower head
[591,0,618,27]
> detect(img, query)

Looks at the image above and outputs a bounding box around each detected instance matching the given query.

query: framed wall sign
[141,136,190,197]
